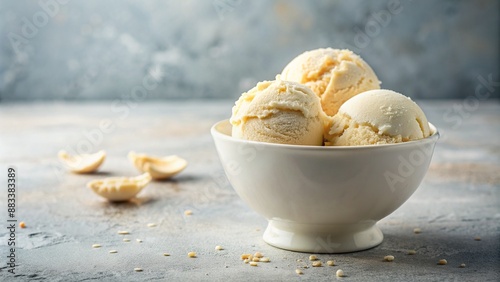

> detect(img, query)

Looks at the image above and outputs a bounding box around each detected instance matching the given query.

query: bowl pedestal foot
[263,220,383,253]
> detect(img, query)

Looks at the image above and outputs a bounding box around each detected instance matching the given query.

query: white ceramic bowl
[211,120,439,253]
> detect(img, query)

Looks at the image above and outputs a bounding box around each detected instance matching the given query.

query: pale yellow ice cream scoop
[281,48,380,116]
[230,76,327,146]
[327,89,431,146]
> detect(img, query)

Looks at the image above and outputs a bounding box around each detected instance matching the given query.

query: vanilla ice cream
[281,48,381,116]
[230,76,327,145]
[327,89,431,146]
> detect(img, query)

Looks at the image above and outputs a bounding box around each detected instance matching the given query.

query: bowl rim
[211,119,439,150]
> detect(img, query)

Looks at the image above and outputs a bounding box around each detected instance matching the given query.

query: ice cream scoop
[327,89,431,146]
[230,76,327,146]
[281,48,380,116]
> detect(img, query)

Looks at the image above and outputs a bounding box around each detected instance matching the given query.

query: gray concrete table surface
[0,100,499,281]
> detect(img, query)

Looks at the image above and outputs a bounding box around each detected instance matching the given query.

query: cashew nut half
[87,172,152,202]
[58,150,106,173]
[128,151,187,180]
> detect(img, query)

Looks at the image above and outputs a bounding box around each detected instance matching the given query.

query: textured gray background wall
[0,0,498,101]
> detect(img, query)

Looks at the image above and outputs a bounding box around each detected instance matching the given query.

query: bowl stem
[263,220,383,253]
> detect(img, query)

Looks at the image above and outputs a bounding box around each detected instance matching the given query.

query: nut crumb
[184,210,193,216]
[92,244,101,248]
[408,250,416,255]
[459,263,466,268]
[188,252,197,258]
[118,231,130,235]
[254,252,263,258]
[296,259,303,262]
[295,269,303,275]
[249,262,258,267]
[312,261,322,267]
[438,259,447,265]
[260,257,270,263]
[109,250,117,254]
[336,269,345,277]
[384,255,395,262]
[327,260,335,266]
[215,245,223,251]
[244,259,249,264]
[147,223,157,227]
[241,254,252,260]
[163,253,170,256]
[134,268,143,272]
[19,222,26,228]
[413,228,422,234]
[309,255,318,261]
[252,257,260,262]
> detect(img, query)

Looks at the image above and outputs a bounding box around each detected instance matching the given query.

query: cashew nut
[87,172,152,202]
[128,151,187,180]
[58,150,106,173]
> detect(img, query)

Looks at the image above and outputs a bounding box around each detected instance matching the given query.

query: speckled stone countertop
[0,100,499,281]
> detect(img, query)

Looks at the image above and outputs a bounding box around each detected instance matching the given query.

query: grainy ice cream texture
[281,48,381,116]
[230,76,328,146]
[327,89,431,146]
